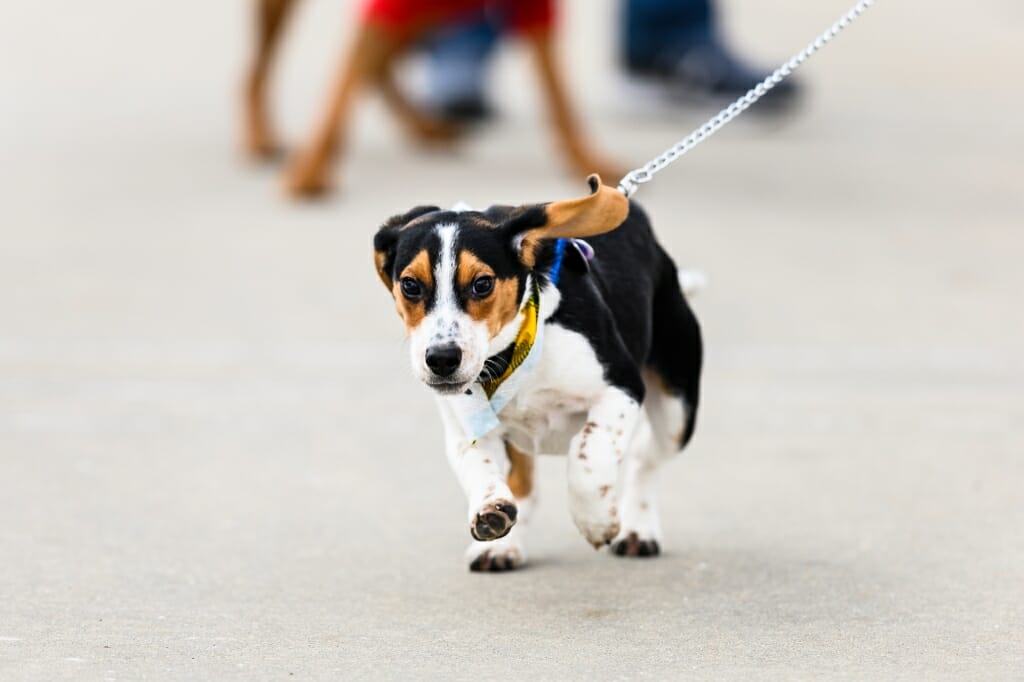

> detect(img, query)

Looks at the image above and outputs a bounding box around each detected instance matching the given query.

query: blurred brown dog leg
[527,30,626,185]
[284,24,396,198]
[283,13,621,198]
[243,0,298,160]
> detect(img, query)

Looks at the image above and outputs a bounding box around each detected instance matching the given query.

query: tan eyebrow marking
[392,249,433,332]
[459,250,520,337]
[457,250,494,289]
[400,249,433,288]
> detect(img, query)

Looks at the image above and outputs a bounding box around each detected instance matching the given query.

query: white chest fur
[499,323,610,455]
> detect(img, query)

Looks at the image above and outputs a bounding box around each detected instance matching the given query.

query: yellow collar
[479,282,540,399]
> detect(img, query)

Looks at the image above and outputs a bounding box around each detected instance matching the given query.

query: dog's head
[373,175,629,394]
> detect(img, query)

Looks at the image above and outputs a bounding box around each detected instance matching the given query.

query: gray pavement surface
[1,0,1022,679]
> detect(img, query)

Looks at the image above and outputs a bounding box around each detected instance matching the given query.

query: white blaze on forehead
[422,222,461,346]
[450,201,474,212]
[434,223,459,314]
[408,221,492,387]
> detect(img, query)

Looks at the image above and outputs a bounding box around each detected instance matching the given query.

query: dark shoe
[628,38,801,111]
[434,96,494,125]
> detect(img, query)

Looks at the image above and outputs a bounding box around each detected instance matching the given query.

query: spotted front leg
[437,401,518,542]
[455,435,518,542]
[465,442,535,572]
[567,387,641,548]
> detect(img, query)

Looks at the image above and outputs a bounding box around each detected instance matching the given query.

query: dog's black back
[538,202,703,446]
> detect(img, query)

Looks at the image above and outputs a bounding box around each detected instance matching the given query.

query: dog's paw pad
[611,532,660,558]
[470,500,517,541]
[468,546,523,573]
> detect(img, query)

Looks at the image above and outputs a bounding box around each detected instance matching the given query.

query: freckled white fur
[500,323,613,455]
[617,418,663,540]
[431,274,690,566]
[566,386,640,546]
[439,317,648,553]
[437,402,517,543]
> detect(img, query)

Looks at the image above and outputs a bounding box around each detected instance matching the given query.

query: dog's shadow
[465,542,891,627]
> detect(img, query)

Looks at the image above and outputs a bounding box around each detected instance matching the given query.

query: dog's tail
[677,269,707,299]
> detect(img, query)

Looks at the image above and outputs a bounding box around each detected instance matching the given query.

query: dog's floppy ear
[373,205,439,290]
[504,174,629,267]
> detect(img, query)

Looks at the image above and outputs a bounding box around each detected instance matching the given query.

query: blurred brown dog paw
[406,115,464,149]
[243,127,284,161]
[243,87,284,162]
[283,149,336,199]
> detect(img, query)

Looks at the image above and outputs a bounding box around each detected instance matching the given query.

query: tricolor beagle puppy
[374,176,702,571]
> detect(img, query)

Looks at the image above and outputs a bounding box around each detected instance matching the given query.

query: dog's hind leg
[612,264,702,558]
[244,0,298,159]
[611,377,688,557]
[466,442,534,572]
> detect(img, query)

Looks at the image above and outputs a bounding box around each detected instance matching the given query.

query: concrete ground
[1,0,1022,679]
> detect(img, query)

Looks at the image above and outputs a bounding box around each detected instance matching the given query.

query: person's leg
[423,16,501,122]
[622,0,712,76]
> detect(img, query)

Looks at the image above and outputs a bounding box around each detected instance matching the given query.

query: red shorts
[363,0,554,35]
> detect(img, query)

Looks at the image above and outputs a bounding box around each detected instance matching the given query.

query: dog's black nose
[425,345,462,377]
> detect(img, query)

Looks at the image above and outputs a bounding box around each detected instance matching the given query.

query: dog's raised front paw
[611,531,661,558]
[470,500,517,542]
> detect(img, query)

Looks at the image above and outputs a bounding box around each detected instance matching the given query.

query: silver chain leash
[617,0,878,197]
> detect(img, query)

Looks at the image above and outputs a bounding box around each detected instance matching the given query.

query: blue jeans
[425,15,501,105]
[426,0,717,99]
[622,0,715,73]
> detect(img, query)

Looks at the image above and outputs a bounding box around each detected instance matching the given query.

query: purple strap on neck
[570,238,594,262]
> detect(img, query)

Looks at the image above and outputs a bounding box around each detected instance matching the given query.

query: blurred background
[1,0,1022,678]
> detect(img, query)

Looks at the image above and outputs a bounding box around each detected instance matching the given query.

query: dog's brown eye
[400,277,422,300]
[471,276,494,298]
